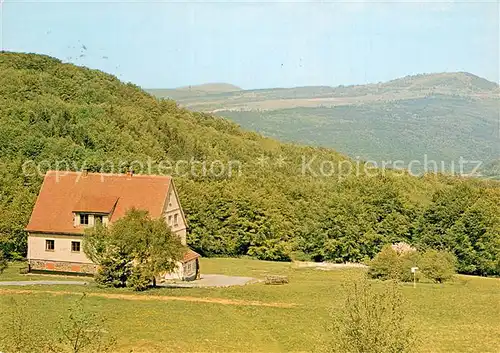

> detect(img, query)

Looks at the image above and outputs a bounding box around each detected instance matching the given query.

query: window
[80,214,89,225]
[168,215,172,225]
[71,241,81,252]
[173,213,178,226]
[45,239,55,251]
[95,215,103,224]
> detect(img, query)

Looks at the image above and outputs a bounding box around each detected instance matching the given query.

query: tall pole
[411,267,418,288]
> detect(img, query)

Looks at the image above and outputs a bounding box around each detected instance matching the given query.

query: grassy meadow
[1,258,499,353]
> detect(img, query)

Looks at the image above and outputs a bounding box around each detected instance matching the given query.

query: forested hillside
[1,52,499,276]
[219,97,499,172]
[151,72,500,174]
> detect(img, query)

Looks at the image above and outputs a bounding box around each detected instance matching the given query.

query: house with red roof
[25,170,200,281]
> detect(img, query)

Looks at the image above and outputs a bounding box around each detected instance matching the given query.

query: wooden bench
[264,275,289,285]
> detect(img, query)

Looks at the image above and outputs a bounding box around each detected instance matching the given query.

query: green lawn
[1,258,499,352]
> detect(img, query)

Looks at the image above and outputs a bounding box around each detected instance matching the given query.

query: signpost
[411,267,419,288]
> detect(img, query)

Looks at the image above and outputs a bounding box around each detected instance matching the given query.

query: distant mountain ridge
[383,72,498,91]
[148,72,499,111]
[146,83,241,101]
[175,82,242,92]
[148,72,500,174]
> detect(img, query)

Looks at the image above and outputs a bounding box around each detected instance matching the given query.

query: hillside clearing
[1,258,499,353]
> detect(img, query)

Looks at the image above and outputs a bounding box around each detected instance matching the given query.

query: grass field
[1,258,499,353]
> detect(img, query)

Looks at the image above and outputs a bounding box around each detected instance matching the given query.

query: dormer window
[74,212,108,227]
[80,214,89,225]
[73,195,117,227]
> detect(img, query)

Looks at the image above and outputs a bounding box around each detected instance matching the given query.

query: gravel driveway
[0,275,257,288]
[159,274,258,288]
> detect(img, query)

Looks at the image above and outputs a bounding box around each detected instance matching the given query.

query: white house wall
[28,233,92,264]
[164,181,187,245]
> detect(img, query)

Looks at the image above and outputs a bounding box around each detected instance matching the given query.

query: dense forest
[0,52,498,276]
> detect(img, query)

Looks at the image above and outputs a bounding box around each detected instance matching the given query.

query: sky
[1,0,499,89]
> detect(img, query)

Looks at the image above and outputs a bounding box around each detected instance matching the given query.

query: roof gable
[166,179,188,227]
[26,171,171,234]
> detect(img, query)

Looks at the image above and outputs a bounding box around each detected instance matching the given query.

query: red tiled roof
[182,249,201,263]
[26,171,171,234]
[73,195,118,213]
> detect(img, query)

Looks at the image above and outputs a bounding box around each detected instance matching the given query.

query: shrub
[290,250,313,262]
[0,297,46,353]
[369,245,400,280]
[399,251,421,282]
[419,250,456,283]
[94,253,132,288]
[368,244,419,282]
[0,295,115,353]
[85,209,184,291]
[19,266,29,274]
[127,265,153,291]
[0,250,7,274]
[328,278,416,353]
[53,294,116,353]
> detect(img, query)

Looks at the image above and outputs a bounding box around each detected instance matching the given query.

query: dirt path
[0,288,296,308]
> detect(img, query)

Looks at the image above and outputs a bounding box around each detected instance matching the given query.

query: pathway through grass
[0,288,297,308]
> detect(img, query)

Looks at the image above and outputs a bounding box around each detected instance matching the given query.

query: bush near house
[84,209,185,291]
[93,252,132,288]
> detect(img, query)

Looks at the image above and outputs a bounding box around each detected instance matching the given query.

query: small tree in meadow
[0,295,115,353]
[0,297,44,353]
[419,250,456,283]
[328,278,417,353]
[50,294,116,353]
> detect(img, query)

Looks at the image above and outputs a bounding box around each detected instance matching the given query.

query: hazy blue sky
[1,0,499,89]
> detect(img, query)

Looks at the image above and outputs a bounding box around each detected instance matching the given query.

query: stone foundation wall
[29,259,97,274]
